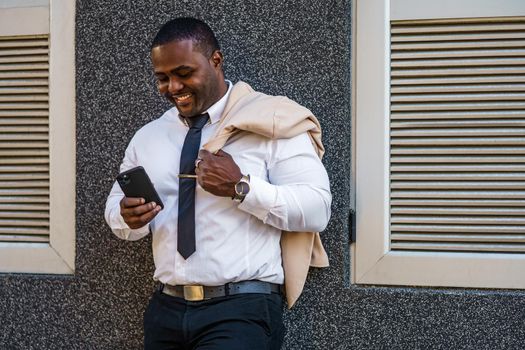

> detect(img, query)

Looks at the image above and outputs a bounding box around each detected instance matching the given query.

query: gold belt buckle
[183,285,204,301]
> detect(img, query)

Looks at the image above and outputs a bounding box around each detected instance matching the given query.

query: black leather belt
[160,280,281,301]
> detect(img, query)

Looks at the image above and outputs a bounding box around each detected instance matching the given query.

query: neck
[216,78,228,100]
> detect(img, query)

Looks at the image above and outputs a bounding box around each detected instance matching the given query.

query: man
[105,17,331,349]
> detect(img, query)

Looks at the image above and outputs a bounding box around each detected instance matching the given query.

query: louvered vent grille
[390,18,525,253]
[0,35,49,243]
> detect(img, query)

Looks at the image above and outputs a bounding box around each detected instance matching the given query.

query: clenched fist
[195,149,242,198]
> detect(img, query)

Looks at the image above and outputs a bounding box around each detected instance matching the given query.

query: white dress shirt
[104,81,332,286]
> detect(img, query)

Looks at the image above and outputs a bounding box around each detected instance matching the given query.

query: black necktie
[177,113,209,259]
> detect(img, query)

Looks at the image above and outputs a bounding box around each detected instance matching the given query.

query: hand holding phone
[116,166,164,229]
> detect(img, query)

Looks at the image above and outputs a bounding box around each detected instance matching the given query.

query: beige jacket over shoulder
[203,81,329,308]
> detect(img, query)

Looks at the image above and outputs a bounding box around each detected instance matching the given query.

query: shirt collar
[177,80,233,126]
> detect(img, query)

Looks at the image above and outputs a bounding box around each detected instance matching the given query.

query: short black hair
[151,17,220,56]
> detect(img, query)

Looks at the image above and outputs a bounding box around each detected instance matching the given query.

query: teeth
[175,93,191,102]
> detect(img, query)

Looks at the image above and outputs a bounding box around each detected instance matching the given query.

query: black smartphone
[116,166,164,209]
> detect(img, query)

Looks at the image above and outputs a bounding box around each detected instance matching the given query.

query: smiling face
[151,39,227,118]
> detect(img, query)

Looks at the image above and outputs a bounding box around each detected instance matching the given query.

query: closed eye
[176,70,192,78]
[155,74,168,82]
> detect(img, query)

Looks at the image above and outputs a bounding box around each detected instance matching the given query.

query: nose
[168,78,183,94]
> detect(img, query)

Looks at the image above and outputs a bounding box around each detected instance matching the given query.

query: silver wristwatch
[233,174,250,203]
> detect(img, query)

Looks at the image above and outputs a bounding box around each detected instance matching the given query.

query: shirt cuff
[237,175,277,222]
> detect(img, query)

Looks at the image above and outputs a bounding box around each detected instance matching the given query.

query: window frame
[351,0,525,288]
[0,0,76,274]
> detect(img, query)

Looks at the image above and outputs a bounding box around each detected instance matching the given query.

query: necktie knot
[187,113,209,130]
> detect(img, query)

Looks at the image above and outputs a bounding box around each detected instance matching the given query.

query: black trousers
[144,290,285,350]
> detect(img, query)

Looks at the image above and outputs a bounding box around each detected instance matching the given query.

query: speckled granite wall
[1,0,525,349]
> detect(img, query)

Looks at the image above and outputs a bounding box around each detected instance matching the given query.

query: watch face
[235,181,249,196]
[234,176,250,202]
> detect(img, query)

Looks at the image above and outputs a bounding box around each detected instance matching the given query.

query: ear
[210,50,224,68]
